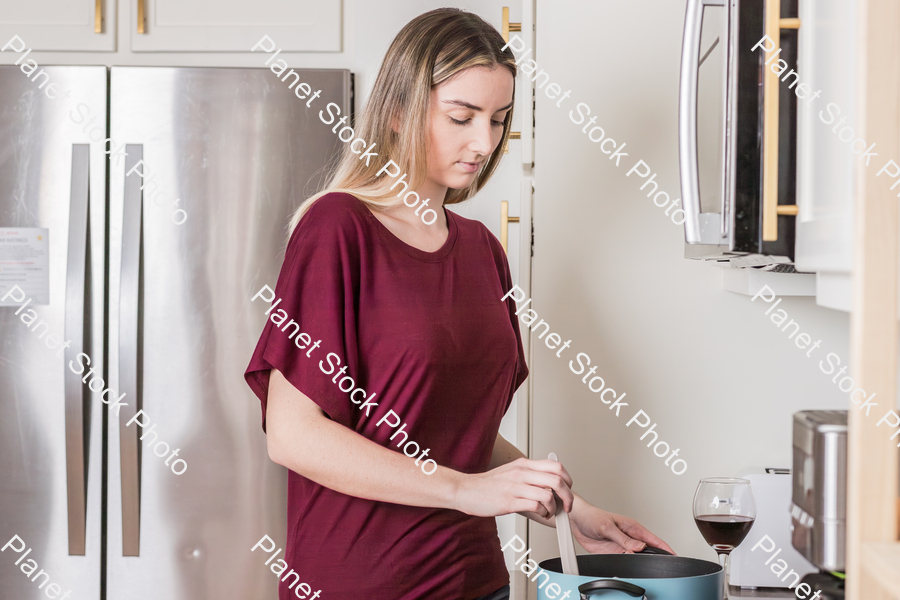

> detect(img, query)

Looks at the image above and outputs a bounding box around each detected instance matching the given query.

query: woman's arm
[265,368,574,519]
[489,432,676,554]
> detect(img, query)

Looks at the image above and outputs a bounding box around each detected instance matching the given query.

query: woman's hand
[570,501,675,555]
[454,457,575,519]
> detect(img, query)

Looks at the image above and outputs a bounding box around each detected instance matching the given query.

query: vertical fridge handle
[120,145,143,556]
[65,144,90,556]
[679,0,726,244]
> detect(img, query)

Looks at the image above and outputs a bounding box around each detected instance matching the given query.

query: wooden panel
[861,543,900,599]
[847,0,900,597]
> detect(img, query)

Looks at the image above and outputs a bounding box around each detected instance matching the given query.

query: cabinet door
[0,0,115,51]
[794,0,858,311]
[129,0,341,52]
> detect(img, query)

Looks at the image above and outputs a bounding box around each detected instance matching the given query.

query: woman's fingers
[513,483,557,517]
[511,494,551,519]
[523,470,574,512]
[526,458,574,488]
[507,459,575,511]
[631,530,674,555]
[466,457,575,519]
[618,517,676,555]
[605,523,646,553]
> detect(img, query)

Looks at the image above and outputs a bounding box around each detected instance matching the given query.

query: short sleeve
[245,193,363,432]
[492,234,529,412]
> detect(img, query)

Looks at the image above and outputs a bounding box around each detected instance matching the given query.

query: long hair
[287,8,517,234]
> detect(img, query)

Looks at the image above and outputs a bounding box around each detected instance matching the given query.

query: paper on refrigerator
[0,228,49,305]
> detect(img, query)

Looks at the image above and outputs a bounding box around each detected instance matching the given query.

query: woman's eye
[448,116,505,127]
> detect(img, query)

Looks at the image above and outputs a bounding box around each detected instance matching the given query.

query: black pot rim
[538,554,723,580]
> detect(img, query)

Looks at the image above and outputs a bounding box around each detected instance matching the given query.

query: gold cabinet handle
[776,205,799,216]
[502,131,521,154]
[95,0,102,33]
[502,7,521,43]
[137,0,146,34]
[762,0,781,241]
[501,8,524,154]
[500,200,520,253]
[762,1,802,241]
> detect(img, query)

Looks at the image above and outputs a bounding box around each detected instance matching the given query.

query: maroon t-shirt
[245,192,528,600]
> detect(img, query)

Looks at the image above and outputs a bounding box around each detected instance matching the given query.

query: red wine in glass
[693,478,756,600]
[694,515,755,554]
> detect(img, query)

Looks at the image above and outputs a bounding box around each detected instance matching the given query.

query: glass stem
[719,553,730,600]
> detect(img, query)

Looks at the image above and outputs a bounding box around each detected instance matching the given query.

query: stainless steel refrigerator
[1,65,351,599]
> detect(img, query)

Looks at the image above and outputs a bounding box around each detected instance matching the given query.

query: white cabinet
[0,0,115,52]
[130,0,342,52]
[794,0,859,311]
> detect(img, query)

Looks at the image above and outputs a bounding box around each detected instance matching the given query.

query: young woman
[245,8,673,600]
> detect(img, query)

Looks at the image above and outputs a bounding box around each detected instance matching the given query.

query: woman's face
[425,65,514,191]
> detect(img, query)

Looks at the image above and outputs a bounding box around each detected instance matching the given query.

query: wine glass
[693,478,756,600]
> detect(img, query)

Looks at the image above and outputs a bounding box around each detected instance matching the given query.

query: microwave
[678,0,800,266]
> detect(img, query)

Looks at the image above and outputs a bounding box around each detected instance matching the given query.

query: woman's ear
[390,114,400,134]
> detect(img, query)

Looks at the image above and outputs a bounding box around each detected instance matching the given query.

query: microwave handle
[679,0,726,244]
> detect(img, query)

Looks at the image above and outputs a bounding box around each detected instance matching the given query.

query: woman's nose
[468,120,494,155]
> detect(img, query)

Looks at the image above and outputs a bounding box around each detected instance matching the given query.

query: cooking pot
[536,454,723,599]
[536,548,723,600]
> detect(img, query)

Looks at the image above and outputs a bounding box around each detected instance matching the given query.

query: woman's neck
[368,184,450,253]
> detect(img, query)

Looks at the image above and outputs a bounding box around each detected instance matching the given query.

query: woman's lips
[457,160,481,173]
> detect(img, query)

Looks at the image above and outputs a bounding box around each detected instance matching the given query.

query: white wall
[529,0,850,566]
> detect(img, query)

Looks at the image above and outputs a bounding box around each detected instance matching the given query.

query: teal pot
[535,549,723,600]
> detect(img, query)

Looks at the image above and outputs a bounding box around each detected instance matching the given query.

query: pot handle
[578,579,647,599]
[638,546,673,555]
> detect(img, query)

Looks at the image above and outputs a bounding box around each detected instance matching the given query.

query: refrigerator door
[107,67,351,599]
[0,66,107,598]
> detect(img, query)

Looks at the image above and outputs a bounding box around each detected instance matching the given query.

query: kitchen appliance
[0,65,108,600]
[679,0,801,265]
[537,551,723,600]
[790,410,847,571]
[729,468,817,588]
[0,65,351,599]
[536,453,724,599]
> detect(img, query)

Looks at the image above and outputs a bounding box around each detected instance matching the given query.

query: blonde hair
[288,7,517,234]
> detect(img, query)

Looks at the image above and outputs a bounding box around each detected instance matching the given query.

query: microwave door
[732,0,766,255]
